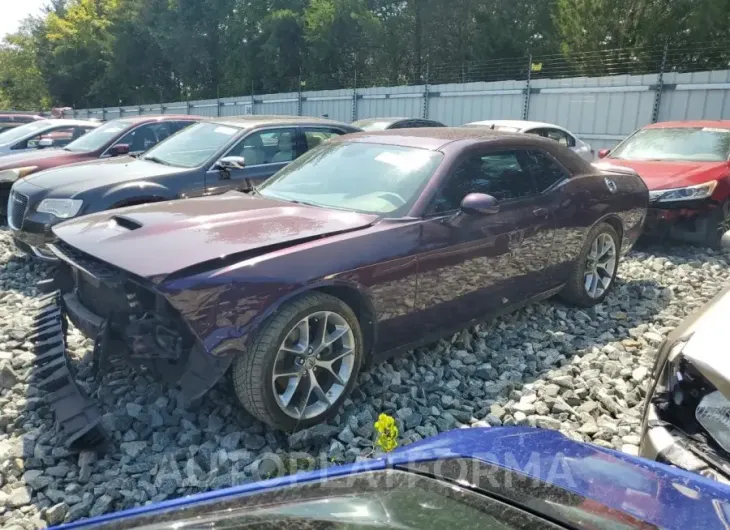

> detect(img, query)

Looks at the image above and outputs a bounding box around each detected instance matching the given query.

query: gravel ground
[1,224,729,527]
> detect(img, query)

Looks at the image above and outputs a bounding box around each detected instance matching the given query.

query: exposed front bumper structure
[27,291,105,451]
[642,198,720,245]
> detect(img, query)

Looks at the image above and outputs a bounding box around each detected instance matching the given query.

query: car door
[414,148,556,332]
[206,127,298,194]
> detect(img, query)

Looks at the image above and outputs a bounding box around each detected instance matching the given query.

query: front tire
[702,199,730,249]
[560,222,620,307]
[232,292,363,431]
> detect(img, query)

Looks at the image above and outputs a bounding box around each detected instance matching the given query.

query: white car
[464,120,594,161]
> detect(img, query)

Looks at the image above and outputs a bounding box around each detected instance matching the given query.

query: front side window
[258,142,443,215]
[303,127,344,150]
[429,150,537,214]
[37,126,90,148]
[141,122,242,168]
[611,127,730,162]
[64,120,134,152]
[228,128,297,165]
[0,120,54,146]
[113,123,169,153]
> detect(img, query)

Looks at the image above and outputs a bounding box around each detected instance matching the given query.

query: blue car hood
[51,427,730,530]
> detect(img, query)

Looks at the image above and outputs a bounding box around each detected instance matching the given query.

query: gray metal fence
[72,68,730,151]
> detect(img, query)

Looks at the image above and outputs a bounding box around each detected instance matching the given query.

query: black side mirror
[109,143,130,157]
[460,193,499,215]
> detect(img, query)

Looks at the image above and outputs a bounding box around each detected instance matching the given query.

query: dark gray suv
[9,115,360,260]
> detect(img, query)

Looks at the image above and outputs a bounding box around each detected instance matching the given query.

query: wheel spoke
[296,372,315,418]
[316,348,354,385]
[589,272,599,297]
[308,369,331,407]
[584,272,593,293]
[588,239,598,259]
[280,319,309,354]
[324,325,349,347]
[278,373,303,407]
[311,313,329,351]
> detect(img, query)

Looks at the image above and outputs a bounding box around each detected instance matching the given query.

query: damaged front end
[640,286,730,484]
[34,240,233,450]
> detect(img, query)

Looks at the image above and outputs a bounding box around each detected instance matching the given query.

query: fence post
[250,80,255,115]
[351,69,358,122]
[297,75,303,116]
[422,64,430,119]
[186,98,191,115]
[522,54,532,120]
[216,86,221,117]
[652,41,669,123]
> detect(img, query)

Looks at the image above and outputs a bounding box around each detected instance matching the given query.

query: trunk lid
[52,192,377,281]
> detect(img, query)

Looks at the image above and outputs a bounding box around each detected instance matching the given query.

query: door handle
[533,207,548,217]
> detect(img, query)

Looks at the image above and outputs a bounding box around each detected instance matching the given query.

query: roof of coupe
[211,114,359,129]
[466,119,570,130]
[335,126,522,148]
[332,126,588,154]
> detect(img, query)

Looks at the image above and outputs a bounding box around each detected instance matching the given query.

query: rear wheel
[560,222,620,307]
[232,292,363,431]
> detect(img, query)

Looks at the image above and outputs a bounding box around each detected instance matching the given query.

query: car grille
[7,191,28,230]
[52,240,152,318]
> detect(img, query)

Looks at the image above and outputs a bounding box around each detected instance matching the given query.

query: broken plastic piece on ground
[29,291,105,451]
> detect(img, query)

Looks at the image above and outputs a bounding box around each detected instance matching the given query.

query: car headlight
[37,199,83,219]
[0,166,38,183]
[649,181,717,203]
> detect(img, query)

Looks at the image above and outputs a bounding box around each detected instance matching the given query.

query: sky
[1,0,46,39]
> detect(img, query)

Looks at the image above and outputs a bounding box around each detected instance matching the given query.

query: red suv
[0,115,201,215]
[596,121,730,248]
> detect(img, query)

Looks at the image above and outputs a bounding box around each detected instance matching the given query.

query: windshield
[141,122,241,168]
[611,127,730,162]
[64,119,133,152]
[0,120,53,145]
[352,119,394,131]
[258,142,443,215]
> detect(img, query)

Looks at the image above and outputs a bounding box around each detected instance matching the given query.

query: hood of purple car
[52,192,377,281]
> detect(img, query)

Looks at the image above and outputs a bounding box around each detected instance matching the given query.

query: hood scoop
[112,215,143,231]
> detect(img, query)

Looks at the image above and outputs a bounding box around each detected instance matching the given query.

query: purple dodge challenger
[30,128,648,448]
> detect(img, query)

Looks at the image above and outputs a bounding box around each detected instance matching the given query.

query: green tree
[0,25,51,110]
